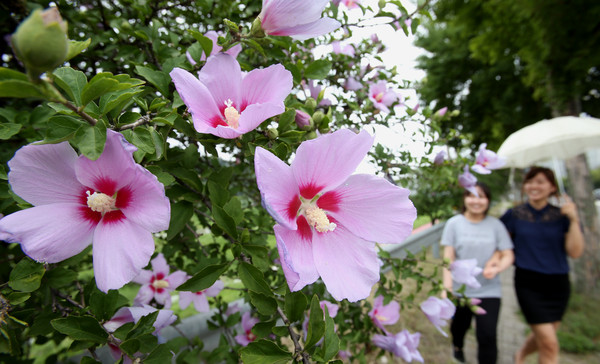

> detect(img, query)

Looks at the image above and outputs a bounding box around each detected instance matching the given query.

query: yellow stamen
[224,99,240,129]
[375,92,384,102]
[86,191,116,213]
[152,280,170,289]
[305,206,336,233]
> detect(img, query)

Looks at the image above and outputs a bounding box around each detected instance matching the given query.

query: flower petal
[241,64,292,107]
[254,147,299,229]
[75,131,137,194]
[178,291,193,310]
[260,0,331,30]
[132,270,152,284]
[311,225,380,302]
[134,285,154,305]
[292,129,374,199]
[267,18,341,40]
[118,167,170,232]
[93,217,155,292]
[151,253,170,275]
[274,224,319,290]
[236,103,284,134]
[167,270,188,288]
[198,53,242,110]
[326,174,416,244]
[169,67,224,133]
[205,280,225,296]
[0,203,95,263]
[193,295,210,313]
[7,142,83,205]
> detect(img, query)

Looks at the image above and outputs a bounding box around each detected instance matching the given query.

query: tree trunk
[565,154,600,297]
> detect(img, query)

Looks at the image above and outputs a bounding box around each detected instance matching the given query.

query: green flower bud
[305,131,318,140]
[12,8,69,80]
[378,0,387,9]
[312,111,325,125]
[305,97,317,110]
[266,128,279,140]
[250,17,266,38]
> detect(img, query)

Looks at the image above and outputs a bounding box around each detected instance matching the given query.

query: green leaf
[72,123,107,160]
[53,67,87,106]
[42,115,84,143]
[50,316,108,343]
[149,127,165,159]
[249,291,277,316]
[277,109,295,133]
[239,340,292,364]
[45,266,78,288]
[284,291,307,323]
[119,338,140,356]
[0,123,22,140]
[80,356,101,364]
[223,196,243,224]
[9,258,45,292]
[89,290,128,321]
[212,204,238,239]
[135,65,171,96]
[319,306,340,362]
[208,181,230,207]
[238,262,271,296]
[65,38,92,61]
[190,31,214,58]
[0,67,28,81]
[0,80,45,99]
[126,311,159,339]
[7,292,30,305]
[177,262,230,292]
[145,343,174,364]
[130,127,156,154]
[81,73,122,106]
[166,201,193,240]
[305,60,332,80]
[241,245,270,271]
[304,295,325,350]
[99,87,144,115]
[252,320,277,340]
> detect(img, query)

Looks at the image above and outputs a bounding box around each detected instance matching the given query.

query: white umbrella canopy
[497,116,600,168]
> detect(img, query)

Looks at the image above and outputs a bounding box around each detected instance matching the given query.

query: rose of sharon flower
[341,0,361,9]
[458,165,478,196]
[471,143,506,174]
[372,330,424,363]
[254,129,417,301]
[369,295,400,330]
[186,30,242,65]
[433,150,447,165]
[170,53,292,139]
[451,258,483,289]
[332,41,355,57]
[368,81,398,113]
[305,80,333,107]
[235,312,260,346]
[133,253,187,308]
[0,131,170,292]
[179,280,224,313]
[469,298,487,315]
[420,296,456,337]
[258,0,341,40]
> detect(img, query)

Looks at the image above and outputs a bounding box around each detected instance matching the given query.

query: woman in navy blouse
[500,166,584,364]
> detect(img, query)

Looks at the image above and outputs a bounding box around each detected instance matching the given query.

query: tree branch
[277,307,310,364]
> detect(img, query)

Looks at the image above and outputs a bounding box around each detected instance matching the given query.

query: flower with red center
[369,295,400,330]
[368,81,398,113]
[133,253,187,308]
[254,129,417,301]
[471,143,506,174]
[235,312,259,346]
[258,0,341,41]
[179,280,224,312]
[170,53,292,139]
[0,131,170,292]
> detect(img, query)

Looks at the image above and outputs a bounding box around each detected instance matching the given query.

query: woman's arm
[442,245,455,298]
[483,249,514,279]
[561,197,585,258]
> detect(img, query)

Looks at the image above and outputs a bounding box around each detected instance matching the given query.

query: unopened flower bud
[305,131,318,140]
[305,97,317,110]
[378,0,387,9]
[266,128,278,140]
[12,8,69,80]
[471,305,487,315]
[295,110,313,130]
[250,17,266,38]
[312,111,325,126]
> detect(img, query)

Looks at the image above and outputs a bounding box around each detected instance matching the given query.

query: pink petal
[169,68,224,134]
[179,291,194,310]
[132,270,153,285]
[75,131,137,194]
[311,226,380,302]
[7,142,83,205]
[167,270,188,288]
[210,125,245,139]
[154,290,172,308]
[118,167,170,232]
[134,285,154,305]
[241,64,292,106]
[104,307,134,332]
[236,103,285,134]
[267,18,341,40]
[241,311,260,331]
[471,164,491,175]
[274,224,319,290]
[275,230,301,290]
[326,174,416,244]
[151,253,170,276]
[0,203,95,263]
[197,53,242,110]
[254,147,299,230]
[192,295,210,312]
[292,129,374,199]
[205,280,225,296]
[93,218,155,292]
[260,0,331,31]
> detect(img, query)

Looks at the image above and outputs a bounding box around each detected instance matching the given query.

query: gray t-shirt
[441,214,513,298]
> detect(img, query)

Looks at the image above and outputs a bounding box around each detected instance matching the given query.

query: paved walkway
[463,265,528,364]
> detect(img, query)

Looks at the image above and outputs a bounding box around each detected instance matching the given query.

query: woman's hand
[560,195,579,223]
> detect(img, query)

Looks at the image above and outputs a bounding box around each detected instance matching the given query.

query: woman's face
[464,186,489,216]
[523,172,556,202]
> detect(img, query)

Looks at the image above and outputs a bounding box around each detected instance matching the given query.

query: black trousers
[450,297,501,364]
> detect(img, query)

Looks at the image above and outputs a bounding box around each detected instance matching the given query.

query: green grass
[558,292,600,353]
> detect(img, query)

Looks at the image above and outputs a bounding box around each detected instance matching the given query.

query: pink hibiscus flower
[170,53,292,139]
[368,81,398,113]
[179,280,224,313]
[369,295,400,330]
[332,41,355,57]
[471,143,506,174]
[450,258,483,289]
[235,312,260,346]
[133,253,187,308]
[305,80,333,107]
[458,165,478,196]
[340,0,361,9]
[0,131,170,292]
[420,296,455,337]
[254,129,417,301]
[372,330,423,362]
[186,30,242,65]
[258,0,341,40]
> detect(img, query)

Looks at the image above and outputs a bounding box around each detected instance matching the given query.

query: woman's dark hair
[522,166,559,198]
[461,182,491,215]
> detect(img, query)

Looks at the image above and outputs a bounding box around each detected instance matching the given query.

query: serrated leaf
[239,340,292,364]
[177,262,230,292]
[145,343,174,364]
[207,181,230,207]
[7,292,30,305]
[99,87,144,115]
[81,73,122,106]
[89,290,129,321]
[249,291,277,316]
[41,115,84,143]
[284,291,307,323]
[135,66,170,96]
[131,127,156,154]
[9,258,45,292]
[252,320,277,340]
[166,201,193,240]
[0,80,44,99]
[53,67,87,106]
[126,311,159,339]
[65,38,92,61]
[51,316,108,343]
[277,109,295,133]
[45,266,78,288]
[0,67,28,81]
[72,123,107,160]
[238,262,271,296]
[319,306,340,362]
[223,196,243,224]
[304,295,325,350]
[190,31,213,58]
[0,123,22,140]
[149,127,165,159]
[305,59,332,80]
[212,204,238,239]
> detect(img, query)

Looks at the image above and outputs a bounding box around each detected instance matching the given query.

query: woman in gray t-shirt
[441,182,514,364]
